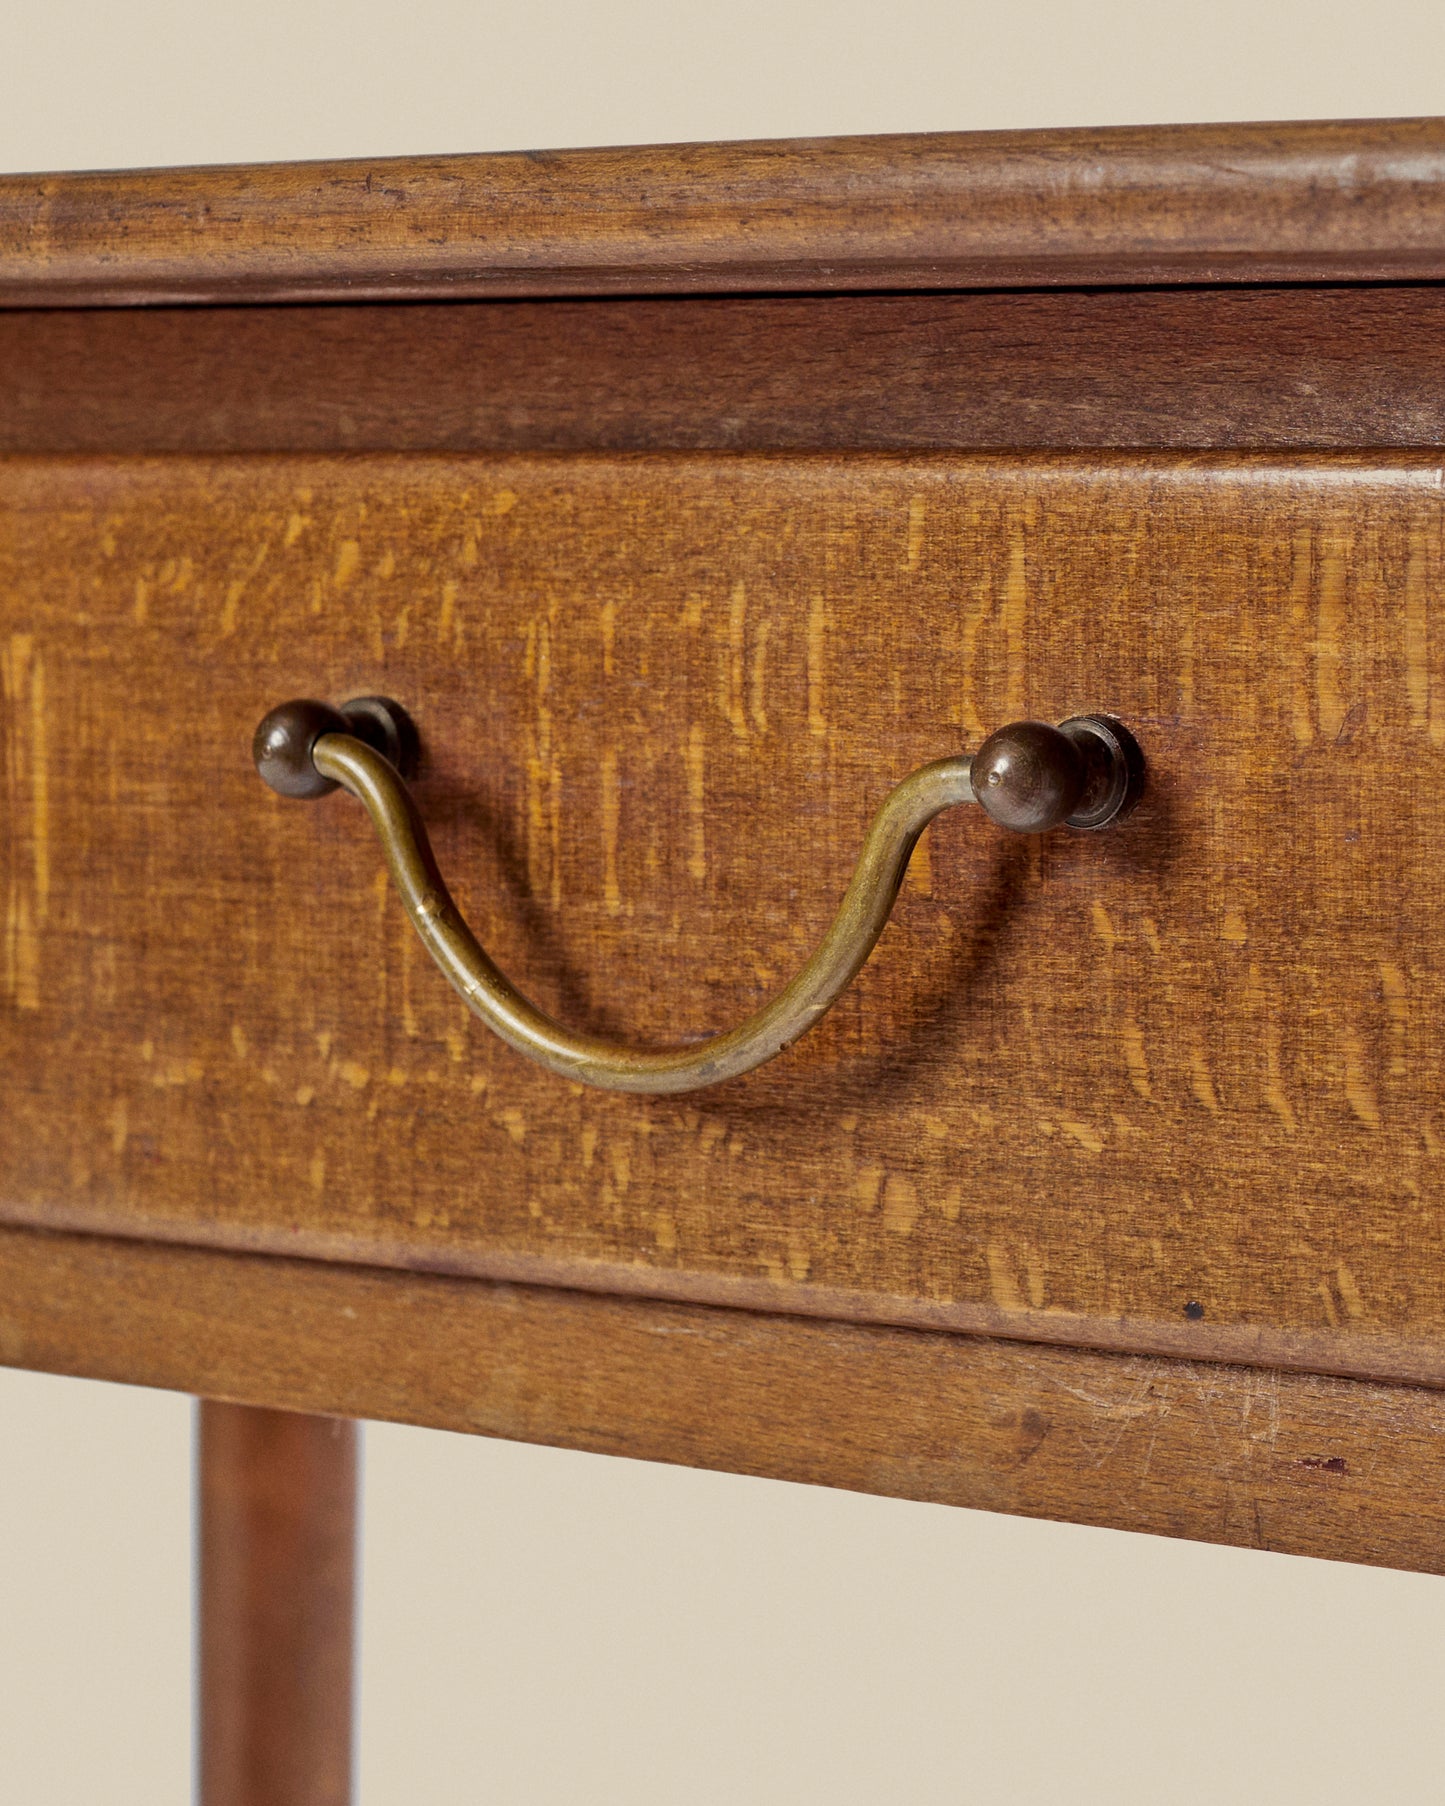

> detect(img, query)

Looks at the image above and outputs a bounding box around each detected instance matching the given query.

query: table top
[5,117,1445,306]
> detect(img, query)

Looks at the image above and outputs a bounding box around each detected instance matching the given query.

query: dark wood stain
[5,285,1445,455]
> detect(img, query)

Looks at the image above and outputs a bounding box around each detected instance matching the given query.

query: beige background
[4,1,1445,1799]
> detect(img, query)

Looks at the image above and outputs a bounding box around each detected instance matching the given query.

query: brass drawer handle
[253,699,1143,1094]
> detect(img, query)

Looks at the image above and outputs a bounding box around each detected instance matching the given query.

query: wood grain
[8,285,1445,455]
[199,1403,356,1806]
[5,450,1445,1385]
[6,119,1445,306]
[0,1224,1441,1574]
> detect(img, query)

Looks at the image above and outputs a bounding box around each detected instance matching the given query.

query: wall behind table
[3,0,1445,169]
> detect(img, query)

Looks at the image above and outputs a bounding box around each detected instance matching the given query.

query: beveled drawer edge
[0,1222,1439,1573]
[4,1198,1444,1398]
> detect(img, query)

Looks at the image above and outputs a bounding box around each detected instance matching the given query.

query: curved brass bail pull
[252,699,1143,1095]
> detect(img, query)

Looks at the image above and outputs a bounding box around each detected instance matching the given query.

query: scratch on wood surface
[1239,1367,1282,1447]
[1085,1363,1171,1471]
[599,596,616,677]
[1028,1356,1167,1474]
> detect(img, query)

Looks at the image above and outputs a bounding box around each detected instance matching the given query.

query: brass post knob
[972,715,1143,834]
[253,696,418,799]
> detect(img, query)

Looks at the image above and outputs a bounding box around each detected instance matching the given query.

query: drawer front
[3,451,1444,1382]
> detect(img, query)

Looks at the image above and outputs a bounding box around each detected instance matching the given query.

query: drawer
[5,447,1444,1386]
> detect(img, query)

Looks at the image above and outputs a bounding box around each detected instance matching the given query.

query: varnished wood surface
[1,1225,1440,1573]
[199,1403,356,1806]
[8,285,1445,455]
[5,119,1445,306]
[5,450,1445,1385]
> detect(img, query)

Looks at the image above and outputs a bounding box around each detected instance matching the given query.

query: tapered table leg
[198,1402,358,1806]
